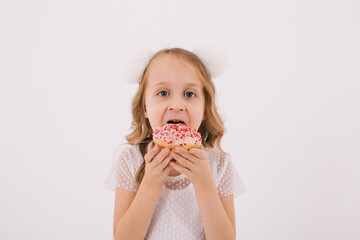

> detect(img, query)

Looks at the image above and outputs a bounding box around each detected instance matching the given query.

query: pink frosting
[153,123,202,147]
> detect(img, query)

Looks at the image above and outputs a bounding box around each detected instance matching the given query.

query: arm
[113,146,172,240]
[194,179,236,240]
[113,180,163,240]
[168,146,237,240]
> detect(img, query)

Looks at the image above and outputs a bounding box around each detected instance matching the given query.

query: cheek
[196,98,205,112]
[145,99,164,114]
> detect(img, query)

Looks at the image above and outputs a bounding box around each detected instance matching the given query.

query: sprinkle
[153,123,201,147]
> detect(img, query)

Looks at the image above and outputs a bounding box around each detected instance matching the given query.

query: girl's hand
[169,144,213,187]
[142,145,173,188]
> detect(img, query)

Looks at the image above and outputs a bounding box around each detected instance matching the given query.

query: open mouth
[167,120,186,124]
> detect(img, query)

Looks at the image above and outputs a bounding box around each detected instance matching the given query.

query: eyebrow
[152,81,202,90]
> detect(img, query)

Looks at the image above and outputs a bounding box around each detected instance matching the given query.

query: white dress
[103,142,246,240]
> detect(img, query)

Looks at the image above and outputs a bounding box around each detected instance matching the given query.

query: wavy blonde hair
[125,48,228,190]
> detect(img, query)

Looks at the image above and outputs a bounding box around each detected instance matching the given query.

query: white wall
[0,0,359,239]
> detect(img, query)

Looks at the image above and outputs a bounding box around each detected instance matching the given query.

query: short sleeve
[102,143,138,192]
[217,154,246,199]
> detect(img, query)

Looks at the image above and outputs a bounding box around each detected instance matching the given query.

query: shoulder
[204,147,231,180]
[114,142,136,156]
[113,143,143,168]
[205,147,230,166]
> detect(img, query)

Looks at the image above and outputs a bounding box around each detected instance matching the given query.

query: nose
[168,99,185,111]
[168,104,185,111]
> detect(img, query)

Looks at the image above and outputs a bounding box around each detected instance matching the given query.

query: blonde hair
[125,48,227,190]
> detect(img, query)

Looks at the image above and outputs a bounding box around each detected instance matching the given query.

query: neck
[168,166,181,176]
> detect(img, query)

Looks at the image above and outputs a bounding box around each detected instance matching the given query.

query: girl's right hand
[142,145,173,188]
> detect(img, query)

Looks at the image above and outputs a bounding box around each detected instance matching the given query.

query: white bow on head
[122,44,227,84]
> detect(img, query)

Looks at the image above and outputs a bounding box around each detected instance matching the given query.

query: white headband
[122,44,227,84]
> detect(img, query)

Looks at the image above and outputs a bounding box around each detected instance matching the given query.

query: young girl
[103,47,246,240]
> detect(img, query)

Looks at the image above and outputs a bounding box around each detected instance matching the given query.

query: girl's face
[144,54,205,131]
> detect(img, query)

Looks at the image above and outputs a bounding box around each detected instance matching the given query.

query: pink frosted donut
[152,123,202,150]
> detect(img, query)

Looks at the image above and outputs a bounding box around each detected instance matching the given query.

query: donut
[152,123,202,150]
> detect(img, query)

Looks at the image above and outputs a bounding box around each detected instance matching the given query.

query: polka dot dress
[103,142,246,240]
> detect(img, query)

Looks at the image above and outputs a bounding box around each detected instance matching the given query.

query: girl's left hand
[169,144,213,187]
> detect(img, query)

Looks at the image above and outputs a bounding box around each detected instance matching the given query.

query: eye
[157,91,169,97]
[185,91,196,98]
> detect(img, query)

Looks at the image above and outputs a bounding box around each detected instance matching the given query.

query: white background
[0,0,359,239]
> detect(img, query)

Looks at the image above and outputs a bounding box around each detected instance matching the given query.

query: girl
[103,47,246,240]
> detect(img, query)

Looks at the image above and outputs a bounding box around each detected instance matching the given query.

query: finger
[173,148,198,163]
[144,145,161,163]
[151,147,170,166]
[169,161,192,176]
[171,152,196,169]
[157,154,173,170]
[189,146,206,159]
